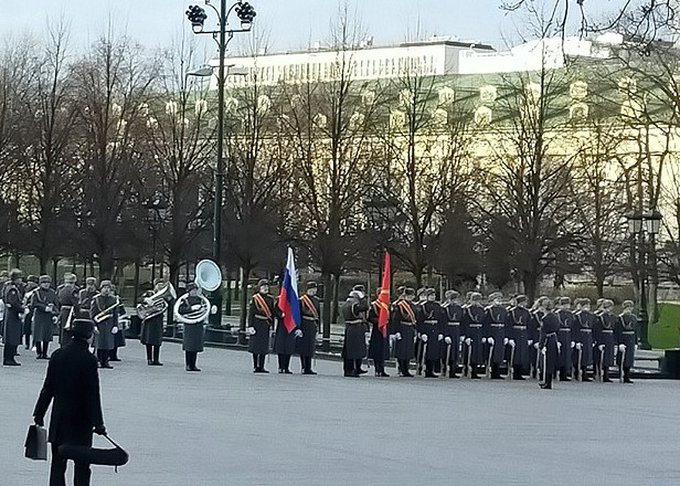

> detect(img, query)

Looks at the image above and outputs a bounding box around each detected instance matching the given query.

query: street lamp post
[185,1,255,327]
[627,209,662,350]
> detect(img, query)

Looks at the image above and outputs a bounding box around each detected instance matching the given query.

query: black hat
[307,281,317,290]
[352,284,365,293]
[186,282,199,292]
[71,319,95,340]
[39,275,52,284]
[425,288,436,296]
[515,295,528,304]
[404,287,416,297]
[27,275,38,283]
[257,279,269,287]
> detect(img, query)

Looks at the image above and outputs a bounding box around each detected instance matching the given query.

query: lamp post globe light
[626,208,662,350]
[185,1,256,330]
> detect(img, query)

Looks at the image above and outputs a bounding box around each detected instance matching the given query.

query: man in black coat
[33,319,106,486]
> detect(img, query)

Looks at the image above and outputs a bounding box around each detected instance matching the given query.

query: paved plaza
[2,341,680,485]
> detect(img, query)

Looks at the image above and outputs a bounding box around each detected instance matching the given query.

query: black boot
[540,372,553,389]
[253,354,260,372]
[581,367,592,382]
[512,365,525,380]
[448,364,458,379]
[146,345,153,365]
[302,357,317,375]
[400,360,413,377]
[375,360,389,377]
[490,364,503,379]
[344,359,358,377]
[109,347,120,362]
[152,345,163,366]
[623,367,633,384]
[259,354,269,373]
[355,359,368,374]
[559,368,571,382]
[185,352,191,371]
[424,360,438,378]
[603,368,612,383]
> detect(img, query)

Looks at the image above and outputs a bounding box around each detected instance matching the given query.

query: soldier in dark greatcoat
[616,300,637,384]
[506,295,531,380]
[22,275,39,350]
[529,296,549,379]
[390,287,418,377]
[247,279,281,373]
[462,292,485,379]
[177,283,207,372]
[341,285,370,377]
[416,288,443,378]
[109,286,127,362]
[483,292,507,379]
[30,275,60,359]
[594,299,617,382]
[441,290,464,378]
[33,319,106,486]
[539,298,560,390]
[573,298,595,381]
[78,278,98,319]
[57,273,79,346]
[556,296,576,381]
[2,269,25,366]
[90,281,118,369]
[367,288,390,377]
[140,279,166,366]
[297,281,320,375]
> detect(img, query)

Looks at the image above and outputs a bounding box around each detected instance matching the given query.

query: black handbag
[58,435,129,470]
[24,425,48,461]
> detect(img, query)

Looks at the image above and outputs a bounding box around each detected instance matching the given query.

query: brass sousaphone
[173,259,222,324]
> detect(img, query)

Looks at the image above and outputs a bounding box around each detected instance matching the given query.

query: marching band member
[462,292,485,379]
[556,297,576,381]
[2,269,25,366]
[90,280,118,369]
[390,287,418,377]
[616,300,637,384]
[78,277,98,319]
[110,286,127,362]
[573,298,595,381]
[30,275,60,359]
[22,275,39,350]
[539,298,560,390]
[177,283,207,372]
[341,285,369,378]
[297,281,320,375]
[367,288,389,377]
[140,279,166,366]
[483,292,507,379]
[417,288,443,378]
[57,273,79,346]
[247,279,281,373]
[506,295,531,380]
[441,290,464,378]
[593,299,617,382]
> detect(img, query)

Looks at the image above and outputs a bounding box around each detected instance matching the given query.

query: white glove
[575,342,583,350]
[210,305,218,315]
[46,304,54,313]
[111,326,119,335]
[465,338,472,346]
[528,339,533,346]
[557,342,562,350]
[482,337,487,344]
[365,332,371,344]
[144,297,153,306]
[190,304,202,311]
[619,344,626,352]
[438,334,444,342]
[445,337,452,345]
[421,334,429,343]
[598,344,605,351]
[247,327,256,336]
[503,337,509,345]
[459,336,465,343]
[395,332,402,341]
[294,329,303,338]
[509,339,515,347]
[52,316,59,324]
[533,342,539,349]
[541,347,547,355]
[487,337,495,346]
[570,341,575,348]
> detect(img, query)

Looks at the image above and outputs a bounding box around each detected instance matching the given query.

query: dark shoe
[278,369,285,374]
[3,361,20,366]
[109,358,121,362]
[344,371,359,377]
[189,367,201,372]
[254,368,269,373]
[151,361,163,366]
[425,372,438,378]
[376,371,390,377]
[603,378,613,383]
[470,373,481,380]
[303,370,317,375]
[491,374,504,380]
[559,376,571,382]
[539,383,552,389]
[402,371,414,377]
[448,372,459,379]
[100,363,113,369]
[513,375,526,380]
[147,360,153,366]
[581,376,592,382]
[624,378,634,384]
[186,365,192,371]
[357,368,368,375]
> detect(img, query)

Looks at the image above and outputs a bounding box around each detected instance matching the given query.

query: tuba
[173,259,222,325]
[136,283,177,321]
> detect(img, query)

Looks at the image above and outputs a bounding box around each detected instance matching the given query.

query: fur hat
[445,290,459,300]
[470,292,483,302]
[352,284,365,293]
[71,319,95,340]
[403,287,416,297]
[8,268,22,281]
[622,300,634,309]
[560,296,572,305]
[257,279,269,287]
[306,281,317,290]
[186,282,199,292]
[515,294,528,305]
[85,277,97,286]
[100,280,113,290]
[38,275,51,284]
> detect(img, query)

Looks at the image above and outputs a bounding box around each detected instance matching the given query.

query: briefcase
[24,425,48,461]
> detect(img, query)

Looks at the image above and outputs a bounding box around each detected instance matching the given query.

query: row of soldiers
[341,286,638,388]
[0,269,127,368]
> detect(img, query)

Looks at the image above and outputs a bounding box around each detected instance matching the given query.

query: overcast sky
[1,0,622,55]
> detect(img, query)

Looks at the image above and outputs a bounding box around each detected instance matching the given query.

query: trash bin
[662,349,680,379]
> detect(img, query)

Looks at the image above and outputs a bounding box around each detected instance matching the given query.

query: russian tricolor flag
[278,247,301,333]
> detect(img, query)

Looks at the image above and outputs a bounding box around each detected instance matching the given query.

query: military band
[30,276,60,360]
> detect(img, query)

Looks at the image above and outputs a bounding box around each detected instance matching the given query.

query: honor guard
[22,275,39,350]
[529,297,548,379]
[30,276,60,360]
[506,295,531,380]
[341,285,370,377]
[367,288,390,377]
[90,280,118,369]
[297,281,320,375]
[78,278,98,319]
[573,298,595,381]
[462,292,485,379]
[441,290,464,378]
[2,269,25,366]
[616,300,637,384]
[417,288,443,378]
[483,292,507,379]
[57,273,79,346]
[556,297,575,381]
[390,288,418,377]
[247,279,281,373]
[539,299,560,390]
[594,299,617,382]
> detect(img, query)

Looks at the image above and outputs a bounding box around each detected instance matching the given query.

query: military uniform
[297,290,320,374]
[78,286,98,320]
[247,284,281,373]
[140,289,165,366]
[22,279,38,349]
[30,284,60,359]
[57,281,79,345]
[341,287,369,377]
[529,307,545,379]
[556,301,576,381]
[539,308,560,389]
[441,296,464,378]
[573,303,595,381]
[506,301,531,380]
[2,279,25,366]
[90,292,118,369]
[594,304,617,382]
[390,293,418,377]
[367,300,390,377]
[616,304,637,384]
[462,299,485,379]
[417,293,444,377]
[177,293,206,371]
[483,297,507,379]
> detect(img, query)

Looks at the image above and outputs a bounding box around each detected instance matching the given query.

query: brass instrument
[94,297,121,324]
[136,283,176,321]
[173,259,222,325]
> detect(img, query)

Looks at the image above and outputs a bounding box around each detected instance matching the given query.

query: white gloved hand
[575,342,583,350]
[487,337,495,346]
[111,326,119,335]
[533,342,540,349]
[482,337,487,344]
[598,344,605,351]
[465,338,472,346]
[509,339,515,347]
[619,344,626,352]
[294,329,303,338]
[210,305,218,315]
[438,334,444,342]
[365,333,371,346]
[421,334,429,343]
[459,336,465,343]
[190,304,202,311]
[557,342,562,350]
[247,327,256,336]
[541,347,547,355]
[570,341,575,348]
[395,332,402,341]
[528,339,533,346]
[445,336,452,345]
[504,337,509,345]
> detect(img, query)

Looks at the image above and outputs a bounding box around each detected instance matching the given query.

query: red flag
[377,252,391,337]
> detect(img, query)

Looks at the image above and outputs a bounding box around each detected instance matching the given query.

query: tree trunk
[133,261,140,305]
[322,272,332,351]
[331,274,341,325]
[169,260,180,289]
[523,270,538,304]
[98,250,115,281]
